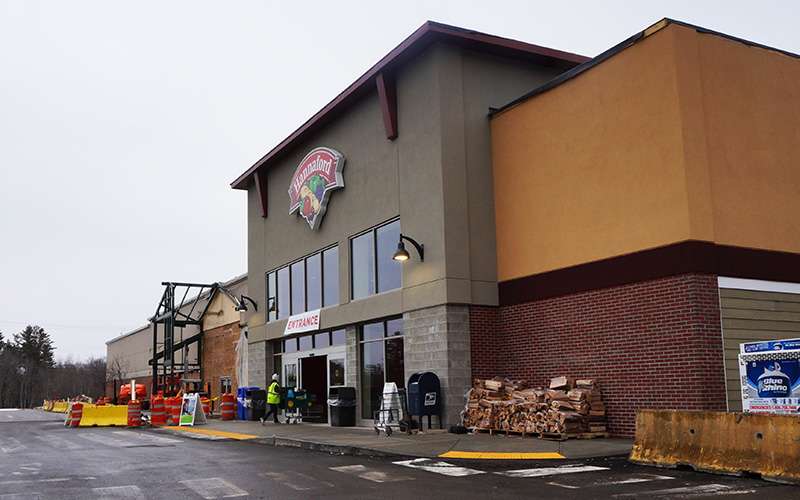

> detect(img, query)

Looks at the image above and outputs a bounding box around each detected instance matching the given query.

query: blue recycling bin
[237,386,258,420]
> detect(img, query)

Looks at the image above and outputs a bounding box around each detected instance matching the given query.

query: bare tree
[106,356,130,404]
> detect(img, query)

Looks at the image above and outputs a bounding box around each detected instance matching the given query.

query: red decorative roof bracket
[254,170,268,218]
[376,71,398,140]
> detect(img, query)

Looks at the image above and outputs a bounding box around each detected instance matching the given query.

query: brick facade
[470,273,726,436]
[202,322,241,400]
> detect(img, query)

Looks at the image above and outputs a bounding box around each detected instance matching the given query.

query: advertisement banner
[739,341,800,414]
[179,394,207,426]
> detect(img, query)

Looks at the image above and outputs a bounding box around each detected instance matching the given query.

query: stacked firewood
[461,376,607,436]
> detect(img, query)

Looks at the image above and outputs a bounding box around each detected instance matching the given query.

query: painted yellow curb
[439,451,565,460]
[164,426,258,440]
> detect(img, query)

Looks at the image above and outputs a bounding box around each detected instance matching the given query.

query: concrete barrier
[630,409,800,484]
[78,404,128,427]
[51,401,69,413]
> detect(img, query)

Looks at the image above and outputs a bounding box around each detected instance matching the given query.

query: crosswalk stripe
[592,474,674,486]
[260,472,313,491]
[92,485,145,499]
[494,465,609,478]
[613,483,757,498]
[0,437,24,453]
[77,433,137,448]
[330,464,414,483]
[0,493,43,500]
[179,478,248,499]
[111,431,181,445]
[546,481,580,489]
[393,459,485,477]
[34,434,81,450]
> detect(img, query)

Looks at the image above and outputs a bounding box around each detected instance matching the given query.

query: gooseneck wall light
[393,233,425,262]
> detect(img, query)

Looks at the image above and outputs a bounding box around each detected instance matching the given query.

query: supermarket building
[232,19,800,434]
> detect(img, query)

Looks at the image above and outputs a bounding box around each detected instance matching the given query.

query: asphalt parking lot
[0,409,797,499]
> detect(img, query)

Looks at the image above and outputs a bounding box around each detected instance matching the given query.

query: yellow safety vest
[267,381,280,404]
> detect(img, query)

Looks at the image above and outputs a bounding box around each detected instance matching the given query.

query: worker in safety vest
[261,374,281,424]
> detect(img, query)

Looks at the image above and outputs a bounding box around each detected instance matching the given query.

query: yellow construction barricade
[630,409,800,484]
[51,401,69,413]
[78,404,128,427]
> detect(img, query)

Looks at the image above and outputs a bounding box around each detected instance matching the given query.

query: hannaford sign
[288,147,345,230]
[284,309,321,336]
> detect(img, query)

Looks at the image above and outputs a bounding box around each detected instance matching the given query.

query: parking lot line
[439,451,565,459]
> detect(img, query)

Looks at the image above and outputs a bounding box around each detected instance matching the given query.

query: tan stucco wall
[491,23,800,282]
[245,42,564,343]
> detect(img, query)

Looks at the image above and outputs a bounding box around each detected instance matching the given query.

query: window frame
[266,244,338,323]
[349,218,401,300]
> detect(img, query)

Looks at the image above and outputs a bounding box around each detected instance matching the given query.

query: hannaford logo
[288,147,345,230]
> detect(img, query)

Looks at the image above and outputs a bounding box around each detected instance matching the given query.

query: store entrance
[301,355,327,423]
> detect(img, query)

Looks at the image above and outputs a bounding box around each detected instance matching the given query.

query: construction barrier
[127,400,142,427]
[167,397,181,426]
[220,393,235,421]
[51,401,69,413]
[65,403,83,427]
[201,397,210,417]
[78,404,128,427]
[630,409,800,484]
[150,396,166,426]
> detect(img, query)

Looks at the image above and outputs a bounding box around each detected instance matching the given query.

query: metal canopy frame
[149,282,217,396]
[148,280,255,396]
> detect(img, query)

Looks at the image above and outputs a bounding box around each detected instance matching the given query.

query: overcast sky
[1,1,797,360]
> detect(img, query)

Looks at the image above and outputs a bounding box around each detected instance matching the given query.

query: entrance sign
[739,338,800,414]
[284,309,321,335]
[288,147,345,230]
[179,394,207,426]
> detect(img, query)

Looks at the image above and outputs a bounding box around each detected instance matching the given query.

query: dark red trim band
[376,72,398,140]
[254,171,268,218]
[498,241,800,306]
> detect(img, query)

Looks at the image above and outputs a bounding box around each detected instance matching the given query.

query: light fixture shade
[392,241,410,262]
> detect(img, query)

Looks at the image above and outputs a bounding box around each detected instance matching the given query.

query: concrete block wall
[404,304,472,426]
[248,340,267,389]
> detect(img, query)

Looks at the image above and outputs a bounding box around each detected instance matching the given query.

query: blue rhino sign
[739,338,800,414]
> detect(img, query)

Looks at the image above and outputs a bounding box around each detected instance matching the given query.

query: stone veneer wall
[345,326,360,420]
[247,339,267,390]
[403,304,472,426]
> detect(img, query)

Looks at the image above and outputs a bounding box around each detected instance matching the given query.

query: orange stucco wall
[491,22,800,282]
[693,29,800,254]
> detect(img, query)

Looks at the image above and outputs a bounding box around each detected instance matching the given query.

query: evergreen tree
[13,325,55,368]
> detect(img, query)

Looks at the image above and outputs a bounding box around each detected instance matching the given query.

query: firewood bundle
[461,376,607,436]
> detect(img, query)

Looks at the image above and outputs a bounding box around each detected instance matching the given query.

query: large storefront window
[360,317,405,419]
[351,219,401,300]
[266,245,339,322]
[351,232,374,299]
[323,247,339,306]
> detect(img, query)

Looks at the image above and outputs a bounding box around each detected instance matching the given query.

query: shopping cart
[373,383,417,437]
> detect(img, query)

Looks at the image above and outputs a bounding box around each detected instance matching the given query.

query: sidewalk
[154,418,633,460]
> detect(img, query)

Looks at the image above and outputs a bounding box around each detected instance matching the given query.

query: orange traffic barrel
[65,402,83,427]
[150,395,166,426]
[220,393,235,421]
[201,397,211,417]
[168,397,181,426]
[127,400,142,427]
